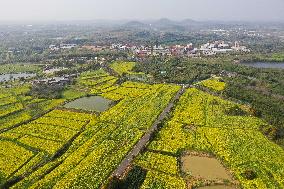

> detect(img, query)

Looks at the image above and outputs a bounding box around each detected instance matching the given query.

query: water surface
[241,62,284,69]
[0,73,36,82]
[64,96,113,112]
[181,155,232,181]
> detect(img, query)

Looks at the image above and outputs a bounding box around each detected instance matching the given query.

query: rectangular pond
[64,96,113,112]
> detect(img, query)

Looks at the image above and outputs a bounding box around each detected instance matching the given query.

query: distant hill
[155,18,178,25]
[180,19,198,25]
[121,18,202,32]
[150,18,186,31]
[124,21,148,28]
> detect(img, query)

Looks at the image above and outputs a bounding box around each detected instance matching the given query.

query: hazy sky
[0,0,284,22]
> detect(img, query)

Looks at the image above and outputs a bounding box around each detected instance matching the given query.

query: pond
[241,62,284,69]
[0,73,36,82]
[181,155,232,181]
[64,96,113,112]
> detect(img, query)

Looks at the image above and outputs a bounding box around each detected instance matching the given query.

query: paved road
[112,84,189,178]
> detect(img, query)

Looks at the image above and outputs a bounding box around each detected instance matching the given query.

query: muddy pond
[181,155,232,181]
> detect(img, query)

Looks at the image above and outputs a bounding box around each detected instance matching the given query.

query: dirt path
[112,84,189,178]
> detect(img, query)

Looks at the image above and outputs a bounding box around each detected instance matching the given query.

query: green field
[0,84,64,132]
[0,64,40,74]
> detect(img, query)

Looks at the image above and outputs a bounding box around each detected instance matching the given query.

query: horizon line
[0,18,284,24]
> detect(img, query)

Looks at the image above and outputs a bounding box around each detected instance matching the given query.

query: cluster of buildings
[108,43,194,57]
[32,74,76,86]
[109,41,250,57]
[199,41,250,56]
[43,67,68,74]
[81,45,106,52]
[49,44,77,51]
[49,40,250,57]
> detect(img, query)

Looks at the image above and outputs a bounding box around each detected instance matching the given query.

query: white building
[60,44,77,49]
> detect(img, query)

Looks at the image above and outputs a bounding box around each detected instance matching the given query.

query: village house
[32,75,76,86]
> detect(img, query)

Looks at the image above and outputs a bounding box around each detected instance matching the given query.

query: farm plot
[62,69,116,100]
[0,141,34,182]
[110,61,136,76]
[101,81,162,101]
[78,69,118,95]
[11,82,180,189]
[72,68,150,101]
[0,110,94,187]
[140,170,187,189]
[197,77,226,91]
[0,64,40,74]
[147,88,284,188]
[133,151,187,189]
[110,61,151,82]
[135,151,179,175]
[0,84,64,132]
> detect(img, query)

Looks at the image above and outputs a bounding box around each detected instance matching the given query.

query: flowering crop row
[135,152,179,175]
[197,77,226,91]
[104,86,152,98]
[140,170,187,189]
[0,103,24,117]
[0,96,17,106]
[121,81,152,89]
[44,109,93,121]
[36,99,65,111]
[13,152,47,178]
[0,84,30,96]
[33,117,86,131]
[0,109,95,187]
[0,111,32,131]
[90,78,118,94]
[101,82,162,101]
[79,76,116,87]
[0,95,33,117]
[0,140,34,182]
[0,98,65,132]
[3,109,92,154]
[110,61,136,76]
[101,92,126,101]
[77,69,119,95]
[95,78,118,90]
[79,69,108,80]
